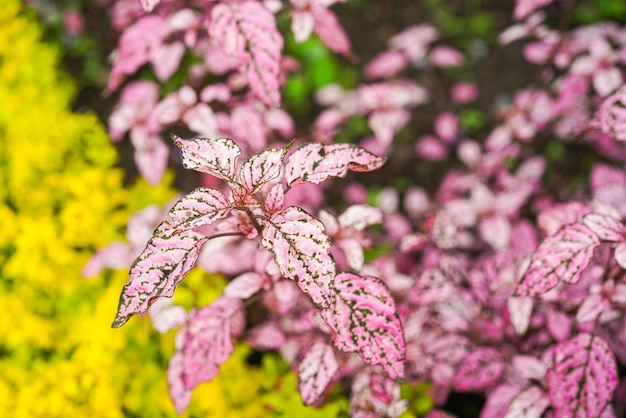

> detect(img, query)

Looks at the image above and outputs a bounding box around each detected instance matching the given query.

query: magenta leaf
[182,297,244,389]
[582,213,624,242]
[298,340,339,405]
[171,134,240,181]
[285,143,386,187]
[546,333,618,417]
[209,1,283,107]
[451,347,504,392]
[261,206,335,308]
[160,187,232,236]
[517,223,600,296]
[505,386,550,418]
[112,222,207,328]
[238,144,290,194]
[321,273,405,379]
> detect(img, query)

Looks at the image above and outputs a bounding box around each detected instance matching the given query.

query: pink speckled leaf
[238,145,289,193]
[264,183,285,214]
[209,1,283,107]
[338,204,383,230]
[321,273,405,379]
[171,134,240,181]
[582,213,624,242]
[285,143,386,187]
[112,222,207,328]
[182,297,244,389]
[312,6,351,55]
[261,206,335,308]
[504,386,550,418]
[298,340,339,405]
[161,187,232,236]
[167,349,192,415]
[451,347,504,391]
[546,333,617,417]
[517,223,600,296]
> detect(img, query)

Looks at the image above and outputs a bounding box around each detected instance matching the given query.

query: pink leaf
[264,183,285,214]
[171,134,241,181]
[167,349,192,415]
[517,223,600,296]
[162,187,232,235]
[321,273,405,379]
[614,242,626,269]
[312,6,351,55]
[451,347,504,392]
[148,297,188,333]
[140,0,160,12]
[298,340,339,405]
[285,143,386,187]
[504,386,550,418]
[112,222,207,328]
[238,144,290,193]
[209,1,283,107]
[582,213,624,242]
[261,206,335,308]
[223,272,264,299]
[338,204,383,230]
[546,334,618,417]
[182,297,244,389]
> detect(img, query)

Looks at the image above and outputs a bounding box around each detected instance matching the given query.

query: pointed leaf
[209,1,283,107]
[546,334,617,417]
[451,347,504,391]
[312,6,351,55]
[182,297,244,389]
[238,145,289,193]
[321,273,405,379]
[171,134,241,180]
[261,206,335,308]
[504,386,550,418]
[298,341,339,405]
[112,223,207,328]
[264,182,285,214]
[285,143,386,187]
[583,213,624,242]
[517,223,600,296]
[161,187,232,236]
[507,296,533,335]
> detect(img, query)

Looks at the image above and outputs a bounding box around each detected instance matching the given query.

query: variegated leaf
[261,206,335,308]
[112,222,207,328]
[546,333,617,417]
[171,134,240,181]
[264,182,285,214]
[516,223,600,296]
[321,273,405,379]
[504,386,550,418]
[160,187,232,236]
[209,1,283,107]
[182,297,244,389]
[582,213,624,242]
[451,347,504,391]
[338,204,383,230]
[167,348,192,415]
[238,145,289,193]
[285,143,386,187]
[298,340,339,405]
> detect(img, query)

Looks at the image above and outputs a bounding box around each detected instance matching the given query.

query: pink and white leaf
[171,134,241,181]
[614,242,626,269]
[112,223,207,328]
[162,187,232,235]
[264,183,285,214]
[504,386,550,418]
[238,145,289,193]
[148,297,188,334]
[516,223,600,296]
[507,296,533,335]
[298,340,339,405]
[209,1,283,107]
[285,143,386,187]
[312,6,351,55]
[292,10,315,42]
[167,349,192,415]
[582,213,624,242]
[338,204,383,230]
[182,297,244,389]
[321,273,405,379]
[247,322,286,350]
[577,293,610,323]
[451,347,504,391]
[223,272,264,299]
[546,333,617,417]
[261,206,335,308]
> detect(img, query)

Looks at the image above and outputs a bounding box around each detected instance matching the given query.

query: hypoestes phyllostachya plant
[111,135,406,413]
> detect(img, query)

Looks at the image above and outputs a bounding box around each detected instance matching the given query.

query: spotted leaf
[285,143,386,187]
[167,348,192,415]
[112,222,207,328]
[261,206,335,308]
[546,333,617,417]
[298,340,339,405]
[321,273,405,379]
[582,213,624,242]
[517,223,600,296]
[504,386,550,418]
[238,144,289,194]
[160,187,232,236]
[209,1,283,107]
[451,347,504,391]
[171,134,240,181]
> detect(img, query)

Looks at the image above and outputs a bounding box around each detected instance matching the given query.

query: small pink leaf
[171,134,241,181]
[338,204,383,230]
[583,213,624,242]
[162,187,232,235]
[264,183,285,214]
[167,349,192,415]
[321,273,405,379]
[223,272,264,299]
[507,296,533,335]
[238,144,289,193]
[285,143,386,187]
[112,223,207,328]
[312,6,351,55]
[298,341,339,405]
[504,386,550,418]
[182,297,244,389]
[517,223,600,296]
[451,347,504,392]
[546,333,617,417]
[261,206,335,308]
[209,1,283,107]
